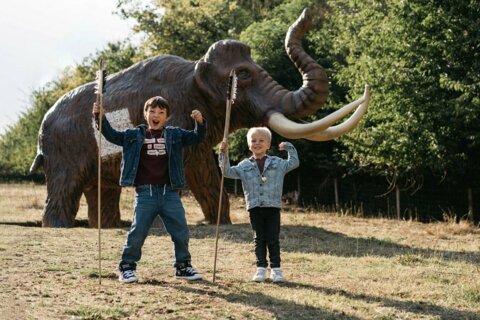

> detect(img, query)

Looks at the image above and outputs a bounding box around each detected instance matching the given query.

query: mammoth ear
[194,61,217,100]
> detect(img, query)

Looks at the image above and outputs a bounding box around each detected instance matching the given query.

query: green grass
[65,305,129,319]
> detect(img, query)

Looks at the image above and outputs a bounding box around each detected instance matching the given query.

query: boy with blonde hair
[219,127,299,282]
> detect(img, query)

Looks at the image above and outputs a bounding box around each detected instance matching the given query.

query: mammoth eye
[236,69,251,80]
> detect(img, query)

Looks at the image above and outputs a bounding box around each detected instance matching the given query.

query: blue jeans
[119,185,191,271]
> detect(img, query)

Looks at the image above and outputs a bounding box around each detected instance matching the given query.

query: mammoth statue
[30,8,370,227]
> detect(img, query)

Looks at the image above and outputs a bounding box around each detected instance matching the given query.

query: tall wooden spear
[94,59,106,285]
[213,69,237,283]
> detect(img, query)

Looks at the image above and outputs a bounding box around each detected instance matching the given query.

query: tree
[325,1,446,189]
[318,0,480,220]
[119,0,253,60]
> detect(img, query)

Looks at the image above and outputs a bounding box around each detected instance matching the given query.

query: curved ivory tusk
[268,85,370,141]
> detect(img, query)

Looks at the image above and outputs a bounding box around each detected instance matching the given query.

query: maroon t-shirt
[253,156,267,174]
[135,128,170,185]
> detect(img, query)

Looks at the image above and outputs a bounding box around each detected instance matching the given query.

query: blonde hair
[246,127,272,144]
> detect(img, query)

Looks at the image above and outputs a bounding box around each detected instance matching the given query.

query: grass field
[0,183,479,319]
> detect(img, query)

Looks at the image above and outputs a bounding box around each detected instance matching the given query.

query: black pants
[248,207,281,268]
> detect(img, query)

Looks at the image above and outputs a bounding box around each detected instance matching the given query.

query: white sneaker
[119,269,138,283]
[251,267,267,282]
[270,268,285,283]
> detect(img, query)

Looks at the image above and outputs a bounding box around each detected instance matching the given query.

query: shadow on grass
[277,281,479,320]
[142,279,479,320]
[0,219,132,228]
[138,279,478,320]
[2,219,478,265]
[182,223,480,265]
[142,280,360,320]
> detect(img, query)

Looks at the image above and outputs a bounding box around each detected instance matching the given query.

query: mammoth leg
[84,185,122,228]
[43,170,84,228]
[185,149,231,224]
[84,155,122,228]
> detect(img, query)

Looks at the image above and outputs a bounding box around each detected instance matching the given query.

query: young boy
[93,96,205,283]
[219,127,299,282]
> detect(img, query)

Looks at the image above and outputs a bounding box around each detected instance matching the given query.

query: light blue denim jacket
[219,142,299,210]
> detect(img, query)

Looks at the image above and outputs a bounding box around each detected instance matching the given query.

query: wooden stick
[95,59,105,285]
[97,108,103,285]
[213,70,236,283]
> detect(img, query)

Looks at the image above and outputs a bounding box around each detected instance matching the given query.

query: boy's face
[144,106,168,130]
[248,132,270,159]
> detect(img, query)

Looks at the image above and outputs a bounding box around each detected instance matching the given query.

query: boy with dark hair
[93,96,205,283]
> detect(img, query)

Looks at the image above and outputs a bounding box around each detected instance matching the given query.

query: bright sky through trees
[0,0,134,134]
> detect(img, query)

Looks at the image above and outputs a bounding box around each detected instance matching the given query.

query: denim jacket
[219,142,299,210]
[100,116,206,189]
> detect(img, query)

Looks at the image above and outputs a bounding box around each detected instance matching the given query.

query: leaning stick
[213,70,237,283]
[94,59,106,285]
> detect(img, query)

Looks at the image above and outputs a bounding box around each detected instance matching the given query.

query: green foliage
[322,0,480,189]
[236,0,286,20]
[0,87,59,178]
[76,42,139,83]
[119,0,253,60]
[241,0,322,89]
[223,128,250,162]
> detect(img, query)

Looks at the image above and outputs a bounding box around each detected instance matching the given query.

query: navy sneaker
[119,269,138,283]
[175,263,202,280]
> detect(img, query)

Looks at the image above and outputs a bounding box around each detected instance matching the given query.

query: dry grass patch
[0,183,479,319]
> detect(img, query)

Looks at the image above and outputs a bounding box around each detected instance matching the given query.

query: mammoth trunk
[280,8,329,119]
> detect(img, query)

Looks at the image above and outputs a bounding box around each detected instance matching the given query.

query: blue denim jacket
[100,116,206,189]
[219,142,299,210]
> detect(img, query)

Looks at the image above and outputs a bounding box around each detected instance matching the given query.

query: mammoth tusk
[268,85,370,141]
[268,94,366,138]
[301,98,369,141]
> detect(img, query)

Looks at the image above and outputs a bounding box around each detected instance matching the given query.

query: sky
[0,0,137,134]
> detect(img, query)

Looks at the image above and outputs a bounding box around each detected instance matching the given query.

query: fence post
[296,175,301,206]
[334,176,340,212]
[387,197,390,218]
[396,185,401,220]
[467,187,473,222]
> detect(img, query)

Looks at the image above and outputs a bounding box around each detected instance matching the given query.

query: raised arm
[181,110,206,146]
[92,103,125,146]
[279,142,300,173]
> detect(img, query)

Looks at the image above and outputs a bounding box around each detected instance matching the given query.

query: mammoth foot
[42,200,77,228]
[84,186,122,228]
